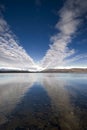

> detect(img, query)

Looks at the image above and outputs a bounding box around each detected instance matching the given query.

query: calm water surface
[0,73,87,130]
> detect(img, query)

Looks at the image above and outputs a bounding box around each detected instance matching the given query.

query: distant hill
[0,69,30,73]
[41,68,87,73]
[0,68,87,73]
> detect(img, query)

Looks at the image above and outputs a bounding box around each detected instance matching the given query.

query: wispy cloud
[0,15,36,70]
[0,1,87,71]
[41,0,87,69]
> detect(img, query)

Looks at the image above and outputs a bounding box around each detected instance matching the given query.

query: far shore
[0,68,87,73]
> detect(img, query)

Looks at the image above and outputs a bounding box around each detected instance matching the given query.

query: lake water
[0,73,87,130]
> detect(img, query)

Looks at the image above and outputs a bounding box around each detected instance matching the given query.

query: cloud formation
[0,0,87,71]
[41,0,87,69]
[0,16,36,70]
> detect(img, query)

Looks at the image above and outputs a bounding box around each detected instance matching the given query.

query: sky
[0,0,87,70]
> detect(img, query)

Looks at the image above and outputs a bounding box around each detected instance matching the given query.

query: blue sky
[0,0,87,70]
[0,0,61,61]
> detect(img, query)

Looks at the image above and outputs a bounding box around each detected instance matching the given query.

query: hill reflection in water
[0,73,87,130]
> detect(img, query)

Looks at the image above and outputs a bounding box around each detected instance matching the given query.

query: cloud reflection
[0,73,37,125]
[0,73,87,129]
[41,74,80,130]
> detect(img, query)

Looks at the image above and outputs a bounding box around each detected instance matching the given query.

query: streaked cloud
[0,0,87,71]
[41,0,87,69]
[0,15,36,70]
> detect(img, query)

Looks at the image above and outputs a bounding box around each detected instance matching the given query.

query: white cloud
[0,16,37,70]
[41,0,87,69]
[65,54,87,65]
[0,1,87,71]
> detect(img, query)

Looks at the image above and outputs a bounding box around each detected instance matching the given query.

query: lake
[0,73,87,130]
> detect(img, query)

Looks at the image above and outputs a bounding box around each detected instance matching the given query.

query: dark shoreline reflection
[0,73,87,130]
